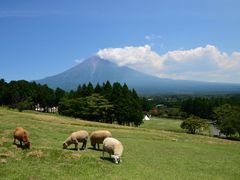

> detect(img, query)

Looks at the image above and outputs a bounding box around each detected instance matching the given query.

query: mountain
[37,56,240,94]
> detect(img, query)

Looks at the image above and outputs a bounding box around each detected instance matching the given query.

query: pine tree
[87,82,94,96]
[94,83,102,94]
[80,84,88,96]
[102,81,112,99]
[55,88,65,106]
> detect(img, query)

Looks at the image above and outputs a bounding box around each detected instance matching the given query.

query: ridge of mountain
[37,56,240,94]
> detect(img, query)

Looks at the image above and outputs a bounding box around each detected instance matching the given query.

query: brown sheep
[13,127,30,149]
[90,130,112,150]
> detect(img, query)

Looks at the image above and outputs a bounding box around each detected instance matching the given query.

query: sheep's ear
[23,132,27,137]
[63,143,67,149]
[24,131,29,136]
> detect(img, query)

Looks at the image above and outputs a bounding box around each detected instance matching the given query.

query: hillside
[1,108,240,179]
[36,56,240,94]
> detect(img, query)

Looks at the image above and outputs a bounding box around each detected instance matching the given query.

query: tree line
[181,97,225,119]
[0,79,65,111]
[180,99,240,138]
[1,78,239,135]
[59,81,143,126]
[0,79,143,126]
[148,95,240,137]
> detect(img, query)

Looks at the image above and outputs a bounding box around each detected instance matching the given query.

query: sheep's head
[23,132,30,149]
[111,155,121,164]
[63,143,68,149]
[25,142,30,149]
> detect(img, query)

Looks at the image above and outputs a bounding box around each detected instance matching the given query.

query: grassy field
[140,117,212,135]
[0,107,240,180]
[140,117,184,132]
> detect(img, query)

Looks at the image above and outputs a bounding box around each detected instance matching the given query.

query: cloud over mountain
[97,45,240,83]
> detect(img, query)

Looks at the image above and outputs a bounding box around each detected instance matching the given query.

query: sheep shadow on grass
[100,156,114,163]
[13,143,28,150]
[88,147,103,151]
[65,147,86,151]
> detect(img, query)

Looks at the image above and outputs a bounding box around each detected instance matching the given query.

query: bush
[17,100,33,112]
[214,104,240,137]
[180,116,208,134]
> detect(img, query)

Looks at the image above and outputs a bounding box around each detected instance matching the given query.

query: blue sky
[1,0,240,83]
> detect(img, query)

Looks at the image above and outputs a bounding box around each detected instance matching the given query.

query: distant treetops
[181,97,240,137]
[0,78,64,112]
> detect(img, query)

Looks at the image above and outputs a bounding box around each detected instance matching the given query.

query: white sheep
[90,130,112,149]
[63,130,88,151]
[102,137,123,164]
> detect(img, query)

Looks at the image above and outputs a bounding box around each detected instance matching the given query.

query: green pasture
[140,117,184,132]
[0,107,239,179]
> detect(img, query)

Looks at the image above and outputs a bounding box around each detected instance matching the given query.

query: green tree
[85,94,113,121]
[0,79,8,105]
[214,104,240,137]
[55,88,65,106]
[94,83,102,94]
[110,83,143,126]
[180,116,209,134]
[87,82,94,96]
[79,84,88,97]
[102,81,112,99]
[140,97,154,112]
[60,81,143,126]
[181,97,223,119]
[75,85,82,97]
[36,84,55,111]
[17,99,33,112]
[59,94,113,122]
[5,80,36,110]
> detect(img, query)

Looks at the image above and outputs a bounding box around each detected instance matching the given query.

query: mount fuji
[37,56,240,94]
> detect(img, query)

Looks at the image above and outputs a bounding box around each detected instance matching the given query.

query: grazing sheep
[102,137,123,164]
[63,130,88,151]
[90,130,112,149]
[13,127,30,149]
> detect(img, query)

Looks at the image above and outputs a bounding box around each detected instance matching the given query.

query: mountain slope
[37,56,240,94]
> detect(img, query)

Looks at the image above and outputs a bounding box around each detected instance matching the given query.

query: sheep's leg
[82,140,86,150]
[75,143,79,151]
[97,143,100,150]
[102,149,105,158]
[74,140,79,151]
[13,138,16,144]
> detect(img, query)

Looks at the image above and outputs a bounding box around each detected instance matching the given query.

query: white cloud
[144,34,162,41]
[97,44,240,83]
[144,35,152,40]
[97,45,165,76]
[75,58,85,64]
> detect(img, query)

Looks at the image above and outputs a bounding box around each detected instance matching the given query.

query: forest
[1,78,240,136]
[59,81,143,126]
[0,79,143,126]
